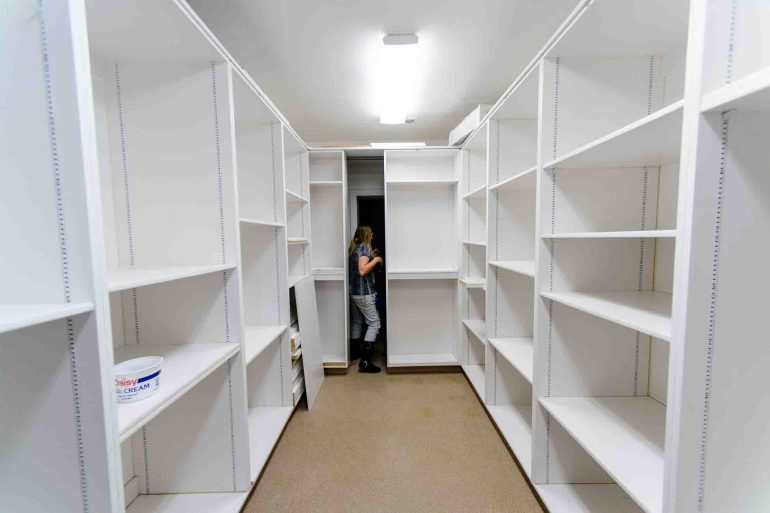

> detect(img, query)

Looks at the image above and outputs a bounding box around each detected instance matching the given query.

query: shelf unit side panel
[387,280,457,358]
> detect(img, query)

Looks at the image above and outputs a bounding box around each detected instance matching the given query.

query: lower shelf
[488,338,533,383]
[462,319,487,344]
[462,364,485,398]
[387,352,457,367]
[535,484,644,513]
[244,325,287,364]
[127,492,248,513]
[322,354,348,368]
[0,302,93,335]
[487,404,532,476]
[248,406,293,482]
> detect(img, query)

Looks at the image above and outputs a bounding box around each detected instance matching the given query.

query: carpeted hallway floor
[242,356,544,513]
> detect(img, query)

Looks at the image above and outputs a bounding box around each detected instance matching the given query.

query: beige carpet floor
[243,358,544,513]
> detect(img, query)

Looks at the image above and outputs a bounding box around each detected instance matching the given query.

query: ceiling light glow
[377,34,418,125]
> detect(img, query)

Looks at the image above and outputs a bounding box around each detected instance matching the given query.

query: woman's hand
[373,255,383,266]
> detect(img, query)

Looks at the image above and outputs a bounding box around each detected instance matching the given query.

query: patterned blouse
[349,243,376,296]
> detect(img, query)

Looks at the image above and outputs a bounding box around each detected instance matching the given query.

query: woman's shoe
[350,338,361,361]
[358,341,381,373]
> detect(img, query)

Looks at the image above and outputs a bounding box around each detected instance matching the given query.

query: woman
[348,226,383,373]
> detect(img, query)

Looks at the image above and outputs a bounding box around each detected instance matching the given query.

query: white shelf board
[244,325,287,365]
[126,492,248,513]
[0,302,94,334]
[462,184,487,199]
[541,290,672,341]
[462,364,485,398]
[540,396,665,513]
[287,237,309,245]
[462,240,486,247]
[288,274,309,288]
[543,230,676,240]
[702,66,770,112]
[544,101,683,170]
[488,338,533,383]
[459,276,486,289]
[387,269,458,280]
[309,180,343,186]
[322,355,348,368]
[535,484,644,513]
[386,179,459,185]
[487,404,532,476]
[387,353,458,367]
[285,190,309,203]
[313,267,344,281]
[108,263,236,292]
[489,166,537,191]
[463,319,487,343]
[489,260,535,278]
[239,217,284,228]
[115,343,240,441]
[247,406,293,482]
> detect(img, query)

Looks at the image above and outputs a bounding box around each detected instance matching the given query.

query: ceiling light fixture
[370,142,426,149]
[377,34,419,125]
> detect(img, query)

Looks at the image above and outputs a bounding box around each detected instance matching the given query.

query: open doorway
[355,195,387,351]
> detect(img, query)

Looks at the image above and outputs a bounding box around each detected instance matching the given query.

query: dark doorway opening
[356,195,387,350]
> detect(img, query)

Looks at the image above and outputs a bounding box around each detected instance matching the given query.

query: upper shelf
[489,166,537,192]
[240,218,284,228]
[463,319,487,344]
[115,342,240,441]
[0,303,94,335]
[544,101,683,170]
[388,269,459,280]
[489,260,535,278]
[309,181,343,186]
[285,190,309,203]
[459,277,486,289]
[543,230,676,240]
[244,325,287,365]
[107,263,236,293]
[540,396,665,513]
[488,337,534,383]
[702,67,770,113]
[462,184,487,199]
[386,179,459,186]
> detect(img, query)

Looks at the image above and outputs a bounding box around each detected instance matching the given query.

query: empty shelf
[489,166,537,191]
[288,274,309,288]
[386,179,459,185]
[285,190,309,203]
[0,302,94,334]
[247,406,293,482]
[535,484,644,513]
[459,276,486,289]
[322,355,348,368]
[489,260,535,277]
[126,492,248,513]
[463,319,487,343]
[543,230,676,239]
[312,267,344,281]
[487,403,532,475]
[462,364,485,397]
[244,325,287,364]
[544,101,683,170]
[539,396,665,513]
[702,67,770,112]
[462,184,487,199]
[462,240,486,246]
[239,217,283,228]
[541,290,672,341]
[108,263,235,292]
[309,180,343,186]
[115,343,240,441]
[488,338,533,383]
[287,237,309,244]
[388,269,458,280]
[388,353,458,367]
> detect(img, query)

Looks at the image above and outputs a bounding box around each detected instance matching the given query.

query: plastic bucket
[114,356,163,404]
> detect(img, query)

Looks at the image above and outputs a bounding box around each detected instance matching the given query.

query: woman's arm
[358,254,382,277]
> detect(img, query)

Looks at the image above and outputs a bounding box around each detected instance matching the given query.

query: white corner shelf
[386,179,459,186]
[107,263,236,293]
[312,267,344,281]
[309,180,343,186]
[487,403,532,476]
[462,184,487,199]
[0,303,94,335]
[285,190,309,203]
[287,237,309,245]
[239,218,284,228]
[489,260,535,278]
[462,319,487,344]
[539,396,665,513]
[544,101,684,170]
[244,325,287,365]
[459,276,486,289]
[387,269,458,280]
[489,166,537,191]
[462,240,486,247]
[488,338,533,383]
[247,406,293,482]
[462,364,485,397]
[387,353,458,367]
[701,66,770,113]
[126,492,249,513]
[541,290,672,341]
[288,274,309,288]
[535,484,644,513]
[543,230,676,240]
[115,343,241,441]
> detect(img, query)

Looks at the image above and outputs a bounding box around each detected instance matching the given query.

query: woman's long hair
[348,226,374,256]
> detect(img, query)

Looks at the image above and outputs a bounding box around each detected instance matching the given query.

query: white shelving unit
[309,151,349,367]
[384,149,460,367]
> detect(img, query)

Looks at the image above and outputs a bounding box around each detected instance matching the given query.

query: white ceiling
[189,0,580,146]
